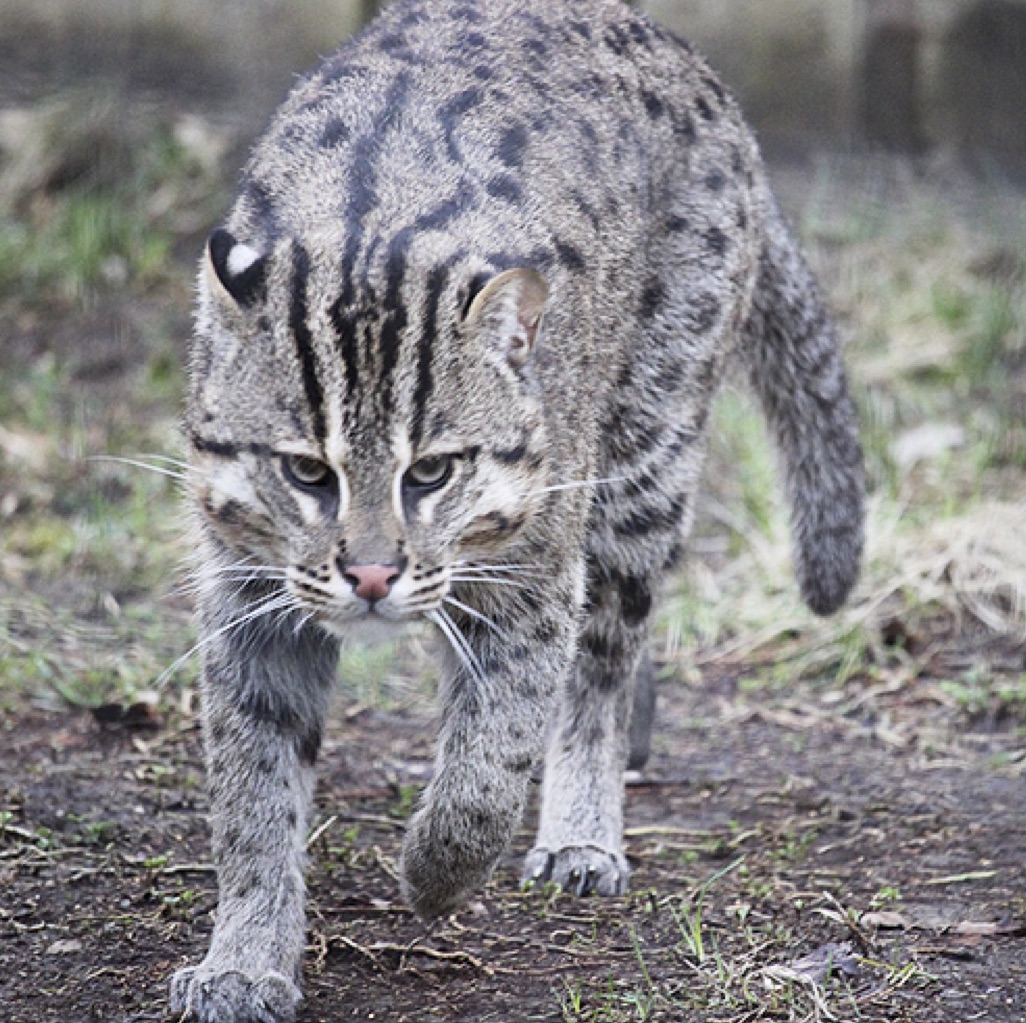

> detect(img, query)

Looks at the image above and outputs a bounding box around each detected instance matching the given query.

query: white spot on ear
[227,243,263,278]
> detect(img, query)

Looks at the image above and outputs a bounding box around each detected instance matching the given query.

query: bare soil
[3,631,1026,1022]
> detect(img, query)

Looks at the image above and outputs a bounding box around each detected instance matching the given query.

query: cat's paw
[399,831,480,920]
[522,844,631,897]
[399,800,510,920]
[170,963,300,1023]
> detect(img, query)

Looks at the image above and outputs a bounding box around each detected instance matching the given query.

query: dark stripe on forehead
[328,297,362,407]
[378,242,409,413]
[190,434,273,458]
[338,71,413,309]
[326,72,413,413]
[410,262,450,448]
[374,186,471,416]
[289,243,327,444]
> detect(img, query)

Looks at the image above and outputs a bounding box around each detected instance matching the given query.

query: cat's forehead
[199,213,540,466]
[319,417,412,471]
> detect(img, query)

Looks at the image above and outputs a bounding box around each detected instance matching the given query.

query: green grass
[0,93,223,310]
[0,191,172,303]
[0,92,216,713]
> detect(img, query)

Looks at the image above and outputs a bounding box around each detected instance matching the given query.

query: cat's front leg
[399,606,575,919]
[170,599,337,1023]
[523,573,650,898]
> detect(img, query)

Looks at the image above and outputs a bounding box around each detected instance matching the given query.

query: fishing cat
[171,0,864,1019]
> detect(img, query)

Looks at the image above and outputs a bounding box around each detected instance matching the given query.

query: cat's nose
[343,563,400,602]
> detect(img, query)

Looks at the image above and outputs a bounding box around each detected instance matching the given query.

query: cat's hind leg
[627,649,657,771]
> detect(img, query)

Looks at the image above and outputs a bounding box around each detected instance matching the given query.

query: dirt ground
[3,627,1026,1023]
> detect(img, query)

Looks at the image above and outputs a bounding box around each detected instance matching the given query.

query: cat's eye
[404,455,454,491]
[282,454,334,490]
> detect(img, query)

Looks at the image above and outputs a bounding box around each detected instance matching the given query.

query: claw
[523,844,631,900]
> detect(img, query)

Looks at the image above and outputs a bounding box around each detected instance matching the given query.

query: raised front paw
[170,964,300,1023]
[399,797,514,920]
[399,823,484,921]
[522,844,631,897]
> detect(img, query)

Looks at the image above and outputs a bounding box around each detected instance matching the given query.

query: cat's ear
[463,268,549,370]
[205,227,268,307]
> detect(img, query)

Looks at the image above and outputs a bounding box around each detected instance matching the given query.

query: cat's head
[187,226,552,636]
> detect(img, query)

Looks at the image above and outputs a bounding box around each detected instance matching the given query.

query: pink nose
[344,563,400,602]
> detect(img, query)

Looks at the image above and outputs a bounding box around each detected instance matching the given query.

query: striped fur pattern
[172,1,864,1019]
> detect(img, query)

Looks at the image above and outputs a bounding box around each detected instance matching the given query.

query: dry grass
[664,155,1026,696]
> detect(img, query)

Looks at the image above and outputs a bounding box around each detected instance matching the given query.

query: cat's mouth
[287,558,519,647]
[286,569,450,638]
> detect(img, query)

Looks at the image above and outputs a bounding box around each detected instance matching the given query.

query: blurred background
[0,0,1024,752]
[1,0,1025,169]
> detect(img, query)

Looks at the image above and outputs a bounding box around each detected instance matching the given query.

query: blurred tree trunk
[361,0,385,26]
[863,0,924,152]
[941,0,1026,171]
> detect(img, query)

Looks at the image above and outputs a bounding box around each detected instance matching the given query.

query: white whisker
[522,475,625,498]
[210,567,288,579]
[177,564,289,601]
[87,455,191,482]
[194,569,289,584]
[426,608,487,690]
[450,575,533,591]
[183,557,287,582]
[134,454,196,471]
[293,611,318,635]
[452,560,533,571]
[443,596,510,641]
[154,590,296,689]
[452,561,546,580]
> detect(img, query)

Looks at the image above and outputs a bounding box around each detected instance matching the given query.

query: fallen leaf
[46,939,83,955]
[862,910,910,930]
[765,942,860,987]
[954,921,999,936]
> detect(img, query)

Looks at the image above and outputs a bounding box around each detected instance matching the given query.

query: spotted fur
[172,1,864,1019]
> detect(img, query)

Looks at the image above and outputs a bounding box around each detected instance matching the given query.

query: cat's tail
[738,187,865,616]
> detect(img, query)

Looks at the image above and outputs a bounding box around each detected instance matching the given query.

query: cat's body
[172,0,864,1019]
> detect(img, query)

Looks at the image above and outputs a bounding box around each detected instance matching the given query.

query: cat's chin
[318,612,415,645]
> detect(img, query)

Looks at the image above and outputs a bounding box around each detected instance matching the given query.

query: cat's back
[236,0,748,246]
